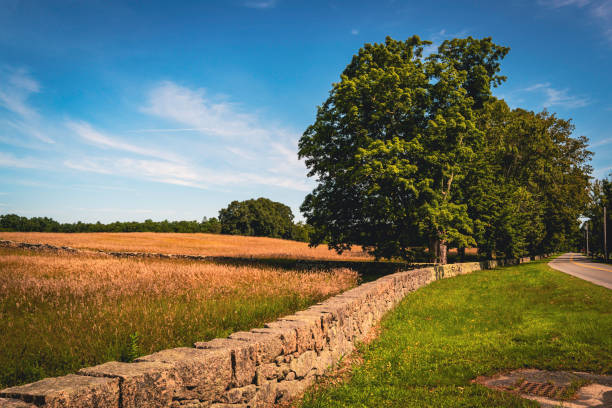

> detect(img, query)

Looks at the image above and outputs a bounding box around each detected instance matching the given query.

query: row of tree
[0,198,313,242]
[0,213,223,234]
[583,176,611,259]
[298,36,592,263]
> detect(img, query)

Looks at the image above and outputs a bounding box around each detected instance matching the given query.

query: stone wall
[0,256,545,408]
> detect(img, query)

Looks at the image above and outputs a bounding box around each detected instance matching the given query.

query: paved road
[548,253,612,290]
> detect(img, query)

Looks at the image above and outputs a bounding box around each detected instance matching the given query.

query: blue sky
[1,0,611,223]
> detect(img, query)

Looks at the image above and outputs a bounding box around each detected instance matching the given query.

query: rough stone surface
[289,350,318,379]
[275,379,313,403]
[0,374,119,408]
[250,327,297,356]
[0,398,37,408]
[193,338,257,387]
[78,361,177,408]
[136,347,232,404]
[248,381,278,408]
[228,331,283,364]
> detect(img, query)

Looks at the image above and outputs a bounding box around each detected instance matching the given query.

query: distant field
[0,247,357,388]
[0,232,372,260]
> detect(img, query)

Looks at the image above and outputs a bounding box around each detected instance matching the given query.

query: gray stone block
[250,326,297,355]
[78,361,177,408]
[222,384,256,404]
[248,381,277,408]
[228,331,283,364]
[0,374,119,408]
[289,350,317,379]
[254,363,283,385]
[280,313,327,351]
[275,378,314,403]
[265,319,316,353]
[135,347,232,403]
[194,338,257,387]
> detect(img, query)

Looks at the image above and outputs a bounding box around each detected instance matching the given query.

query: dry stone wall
[0,255,546,408]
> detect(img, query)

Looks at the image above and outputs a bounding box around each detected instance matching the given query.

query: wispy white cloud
[6,120,54,144]
[590,136,612,147]
[538,0,612,41]
[523,82,590,108]
[0,68,57,145]
[538,0,591,8]
[244,0,277,9]
[594,165,612,177]
[543,87,590,108]
[63,157,203,189]
[592,1,612,18]
[0,67,40,120]
[226,146,257,161]
[71,207,158,214]
[141,81,269,140]
[64,155,311,191]
[2,75,312,198]
[139,81,311,191]
[128,128,211,133]
[0,152,46,169]
[351,28,359,35]
[67,120,181,162]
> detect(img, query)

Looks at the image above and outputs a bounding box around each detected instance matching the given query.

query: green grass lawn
[300,259,612,407]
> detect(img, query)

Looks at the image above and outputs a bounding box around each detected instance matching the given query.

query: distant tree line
[0,197,313,242]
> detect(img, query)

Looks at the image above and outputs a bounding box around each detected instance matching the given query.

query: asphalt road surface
[548,253,612,290]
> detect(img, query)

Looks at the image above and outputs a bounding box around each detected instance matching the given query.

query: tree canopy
[299,35,591,262]
[218,197,296,239]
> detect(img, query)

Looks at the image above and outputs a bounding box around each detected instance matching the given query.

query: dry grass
[0,232,372,260]
[0,247,358,388]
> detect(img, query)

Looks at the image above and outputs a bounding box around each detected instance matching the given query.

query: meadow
[0,246,358,388]
[0,232,372,260]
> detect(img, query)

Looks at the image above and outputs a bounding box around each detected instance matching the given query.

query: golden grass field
[0,241,359,388]
[0,232,478,388]
[0,232,372,260]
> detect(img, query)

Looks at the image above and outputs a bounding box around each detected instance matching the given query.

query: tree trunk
[457,247,466,261]
[429,237,448,264]
[438,241,448,265]
[429,238,438,263]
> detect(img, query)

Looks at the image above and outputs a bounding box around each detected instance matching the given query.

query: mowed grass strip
[0,232,372,260]
[0,248,358,389]
[300,259,612,408]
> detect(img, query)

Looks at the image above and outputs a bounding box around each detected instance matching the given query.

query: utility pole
[586,221,589,257]
[605,207,608,262]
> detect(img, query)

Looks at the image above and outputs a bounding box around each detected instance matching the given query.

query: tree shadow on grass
[205,256,431,282]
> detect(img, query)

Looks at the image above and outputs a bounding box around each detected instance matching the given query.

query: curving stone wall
[0,256,545,408]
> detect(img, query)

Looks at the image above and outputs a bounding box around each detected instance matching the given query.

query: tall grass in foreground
[0,248,358,388]
[300,260,612,407]
[0,232,372,260]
